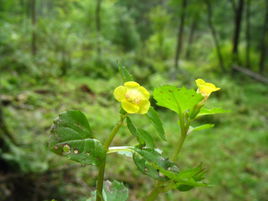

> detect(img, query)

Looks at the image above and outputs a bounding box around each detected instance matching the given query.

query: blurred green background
[0,0,267,200]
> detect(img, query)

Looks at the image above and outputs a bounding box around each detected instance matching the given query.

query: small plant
[49,67,227,201]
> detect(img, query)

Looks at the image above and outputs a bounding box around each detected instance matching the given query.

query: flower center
[125,89,143,104]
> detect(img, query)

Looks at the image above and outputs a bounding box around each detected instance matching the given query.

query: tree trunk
[232,0,244,64]
[31,0,37,56]
[259,0,268,73]
[96,0,102,57]
[204,0,225,72]
[185,16,197,59]
[245,0,251,68]
[174,0,187,70]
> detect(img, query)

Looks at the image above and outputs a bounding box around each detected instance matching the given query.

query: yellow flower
[195,79,220,97]
[113,81,150,114]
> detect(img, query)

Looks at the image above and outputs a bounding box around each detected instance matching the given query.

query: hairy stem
[96,114,127,201]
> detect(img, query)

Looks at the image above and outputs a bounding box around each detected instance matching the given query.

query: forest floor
[1,72,268,201]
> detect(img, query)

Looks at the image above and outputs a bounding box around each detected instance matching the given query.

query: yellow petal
[195,79,205,86]
[113,86,127,102]
[124,81,140,88]
[138,86,150,99]
[195,78,220,97]
[138,100,150,114]
[122,101,140,113]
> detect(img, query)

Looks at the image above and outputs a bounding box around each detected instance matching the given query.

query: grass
[1,73,268,201]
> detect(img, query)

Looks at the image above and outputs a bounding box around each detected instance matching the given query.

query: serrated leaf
[197,107,230,117]
[188,124,214,134]
[160,164,208,191]
[132,148,207,191]
[153,86,203,114]
[119,66,133,82]
[103,180,129,201]
[146,107,166,141]
[49,111,105,166]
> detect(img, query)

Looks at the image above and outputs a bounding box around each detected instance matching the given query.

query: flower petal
[122,101,140,113]
[124,81,140,88]
[195,78,220,97]
[195,79,205,87]
[113,86,127,102]
[138,86,150,99]
[138,100,150,114]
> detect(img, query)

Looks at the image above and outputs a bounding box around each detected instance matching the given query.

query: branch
[233,66,268,84]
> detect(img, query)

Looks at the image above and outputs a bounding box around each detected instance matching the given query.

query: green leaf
[132,147,176,180]
[153,86,203,114]
[197,107,230,117]
[146,107,166,141]
[137,129,154,148]
[132,148,207,191]
[49,111,105,166]
[119,66,133,82]
[103,180,129,201]
[160,164,208,191]
[133,148,173,169]
[126,117,154,147]
[126,117,139,137]
[188,124,214,134]
[133,152,161,180]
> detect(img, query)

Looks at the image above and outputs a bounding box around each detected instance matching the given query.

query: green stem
[96,114,127,201]
[145,184,163,201]
[171,133,186,161]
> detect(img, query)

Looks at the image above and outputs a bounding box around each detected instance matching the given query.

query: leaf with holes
[49,110,105,166]
[132,147,177,180]
[132,147,207,191]
[153,86,203,114]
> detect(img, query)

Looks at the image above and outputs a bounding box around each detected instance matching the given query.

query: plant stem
[145,184,163,201]
[171,133,186,161]
[96,114,127,201]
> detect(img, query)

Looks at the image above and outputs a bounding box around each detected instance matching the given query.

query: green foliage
[146,107,166,141]
[197,107,229,117]
[49,111,105,166]
[153,86,203,114]
[1,137,48,173]
[87,180,129,201]
[126,117,154,147]
[132,147,176,180]
[103,180,129,201]
[188,124,215,134]
[132,147,207,191]
[1,0,267,200]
